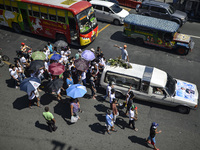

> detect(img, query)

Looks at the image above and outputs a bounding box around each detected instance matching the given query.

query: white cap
[91,48,95,52]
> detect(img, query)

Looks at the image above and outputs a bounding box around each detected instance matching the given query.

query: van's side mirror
[136,4,141,12]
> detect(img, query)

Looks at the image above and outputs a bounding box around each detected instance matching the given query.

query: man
[114,44,129,62]
[104,81,114,100]
[90,76,96,100]
[28,89,40,109]
[105,109,117,135]
[146,122,162,150]
[43,107,57,132]
[128,105,138,131]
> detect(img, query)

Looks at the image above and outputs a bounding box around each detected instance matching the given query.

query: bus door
[68,17,78,44]
[20,9,30,32]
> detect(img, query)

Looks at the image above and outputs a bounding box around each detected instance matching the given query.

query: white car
[100,62,199,114]
[90,1,129,25]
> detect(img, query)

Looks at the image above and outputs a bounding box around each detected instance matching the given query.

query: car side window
[153,87,164,95]
[103,7,111,13]
[141,4,149,10]
[159,8,167,14]
[95,5,102,11]
[140,81,149,93]
[150,6,160,12]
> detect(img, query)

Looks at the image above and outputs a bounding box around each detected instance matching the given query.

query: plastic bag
[71,116,79,123]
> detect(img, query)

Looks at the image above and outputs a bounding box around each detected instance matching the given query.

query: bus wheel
[113,19,120,25]
[176,47,188,55]
[12,23,22,33]
[176,106,190,114]
[135,38,144,45]
[56,34,67,41]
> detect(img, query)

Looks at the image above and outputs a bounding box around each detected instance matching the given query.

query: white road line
[187,34,200,39]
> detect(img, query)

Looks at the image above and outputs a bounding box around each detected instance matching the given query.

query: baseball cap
[21,42,25,45]
[78,49,82,53]
[152,122,159,128]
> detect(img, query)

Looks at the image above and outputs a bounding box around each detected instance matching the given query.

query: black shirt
[150,125,156,138]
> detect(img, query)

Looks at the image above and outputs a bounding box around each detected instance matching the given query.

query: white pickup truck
[100,62,198,114]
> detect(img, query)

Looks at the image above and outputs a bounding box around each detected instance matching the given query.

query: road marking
[3,61,11,65]
[98,24,111,34]
[121,6,131,12]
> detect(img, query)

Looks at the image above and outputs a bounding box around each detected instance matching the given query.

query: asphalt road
[0,9,200,150]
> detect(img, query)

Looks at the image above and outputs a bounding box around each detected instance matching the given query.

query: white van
[100,63,198,114]
[90,1,129,25]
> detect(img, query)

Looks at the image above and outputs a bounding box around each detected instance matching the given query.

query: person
[146,122,162,150]
[105,109,117,135]
[114,44,129,62]
[66,73,74,89]
[70,98,81,120]
[90,76,96,99]
[47,42,53,53]
[95,46,103,58]
[128,105,138,131]
[75,49,82,60]
[20,42,31,58]
[112,98,119,123]
[104,81,114,100]
[28,89,40,108]
[15,63,26,80]
[43,45,50,60]
[125,87,135,115]
[20,54,29,68]
[43,107,57,132]
[154,88,163,95]
[109,88,115,109]
[81,71,87,86]
[10,66,21,88]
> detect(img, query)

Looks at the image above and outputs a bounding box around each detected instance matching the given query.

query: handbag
[71,116,79,123]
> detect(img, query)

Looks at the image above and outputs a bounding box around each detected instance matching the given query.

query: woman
[112,98,119,123]
[66,73,73,88]
[70,98,81,119]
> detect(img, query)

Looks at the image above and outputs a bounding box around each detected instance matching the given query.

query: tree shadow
[35,120,50,132]
[94,104,109,113]
[12,95,29,110]
[128,135,152,148]
[89,123,106,135]
[95,113,105,122]
[5,78,15,88]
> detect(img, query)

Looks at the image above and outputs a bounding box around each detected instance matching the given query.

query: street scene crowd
[8,41,161,150]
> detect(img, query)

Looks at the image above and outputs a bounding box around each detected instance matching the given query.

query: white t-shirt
[10,69,18,79]
[106,85,112,95]
[81,72,86,80]
[110,93,115,104]
[20,57,27,68]
[129,109,135,120]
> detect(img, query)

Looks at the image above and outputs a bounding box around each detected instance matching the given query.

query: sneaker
[134,128,138,131]
[15,86,19,89]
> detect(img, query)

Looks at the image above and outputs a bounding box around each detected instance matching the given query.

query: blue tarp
[124,14,179,33]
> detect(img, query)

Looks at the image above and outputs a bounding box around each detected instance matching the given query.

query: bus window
[5,5,11,11]
[28,4,32,16]
[32,5,39,17]
[40,6,48,19]
[5,0,11,11]
[57,10,66,23]
[140,81,149,93]
[12,7,18,13]
[11,1,18,13]
[49,8,56,21]
[0,4,4,9]
[68,17,76,30]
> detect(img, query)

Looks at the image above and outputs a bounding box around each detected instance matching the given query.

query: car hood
[173,33,191,43]
[172,10,187,19]
[175,79,198,105]
[116,9,129,18]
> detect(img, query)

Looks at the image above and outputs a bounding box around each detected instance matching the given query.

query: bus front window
[76,7,97,34]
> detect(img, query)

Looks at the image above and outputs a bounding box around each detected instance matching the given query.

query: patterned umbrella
[74,58,89,71]
[48,52,61,60]
[49,63,65,75]
[81,50,95,61]
[20,77,41,94]
[31,51,46,60]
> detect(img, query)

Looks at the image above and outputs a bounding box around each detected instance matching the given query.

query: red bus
[0,0,98,46]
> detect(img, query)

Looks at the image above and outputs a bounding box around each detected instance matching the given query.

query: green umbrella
[31,51,46,60]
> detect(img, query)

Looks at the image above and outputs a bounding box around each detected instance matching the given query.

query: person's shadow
[128,135,152,148]
[89,123,106,134]
[94,104,109,113]
[35,120,50,132]
[115,117,127,130]
[13,95,29,110]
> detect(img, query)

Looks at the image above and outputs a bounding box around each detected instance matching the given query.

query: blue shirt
[66,77,73,88]
[48,44,53,53]
[106,114,113,126]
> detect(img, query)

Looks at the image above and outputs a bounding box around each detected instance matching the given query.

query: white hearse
[100,63,198,114]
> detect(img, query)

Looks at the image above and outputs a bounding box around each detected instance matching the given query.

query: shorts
[148,136,156,145]
[106,121,114,130]
[35,90,39,98]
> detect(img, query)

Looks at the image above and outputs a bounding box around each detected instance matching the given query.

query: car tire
[176,47,189,55]
[113,19,120,25]
[177,106,190,114]
[135,37,144,45]
[2,55,9,61]
[12,23,22,33]
[56,34,67,41]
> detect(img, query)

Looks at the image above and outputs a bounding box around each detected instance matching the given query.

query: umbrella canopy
[49,53,61,60]
[31,51,46,60]
[54,40,68,48]
[46,78,64,93]
[49,63,65,75]
[74,58,89,71]
[20,77,41,94]
[81,50,95,61]
[66,84,87,98]
[29,60,44,72]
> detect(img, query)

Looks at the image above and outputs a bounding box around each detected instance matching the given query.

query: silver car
[136,0,187,26]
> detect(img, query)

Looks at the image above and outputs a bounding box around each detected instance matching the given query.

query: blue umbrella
[49,53,61,60]
[66,84,87,98]
[20,77,41,94]
[81,50,95,61]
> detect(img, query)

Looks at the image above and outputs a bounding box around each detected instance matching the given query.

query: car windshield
[76,7,97,34]
[168,5,175,14]
[165,74,176,96]
[110,4,122,13]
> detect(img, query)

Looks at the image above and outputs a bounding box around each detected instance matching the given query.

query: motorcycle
[0,48,10,67]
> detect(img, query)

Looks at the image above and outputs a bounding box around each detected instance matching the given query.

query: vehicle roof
[142,0,169,8]
[104,62,167,88]
[124,14,179,33]
[90,1,115,7]
[20,0,91,15]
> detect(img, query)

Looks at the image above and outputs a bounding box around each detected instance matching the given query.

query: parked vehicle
[90,1,129,25]
[100,61,199,114]
[136,0,187,26]
[117,0,142,9]
[123,14,194,55]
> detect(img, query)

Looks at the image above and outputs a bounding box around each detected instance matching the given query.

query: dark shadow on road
[13,95,28,110]
[51,140,66,150]
[40,93,55,105]
[89,123,106,135]
[5,78,15,88]
[95,113,105,122]
[128,135,152,149]
[35,121,50,132]
[94,104,109,113]
[115,117,127,130]
[83,93,91,99]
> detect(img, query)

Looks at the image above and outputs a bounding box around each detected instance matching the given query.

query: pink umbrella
[49,63,65,75]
